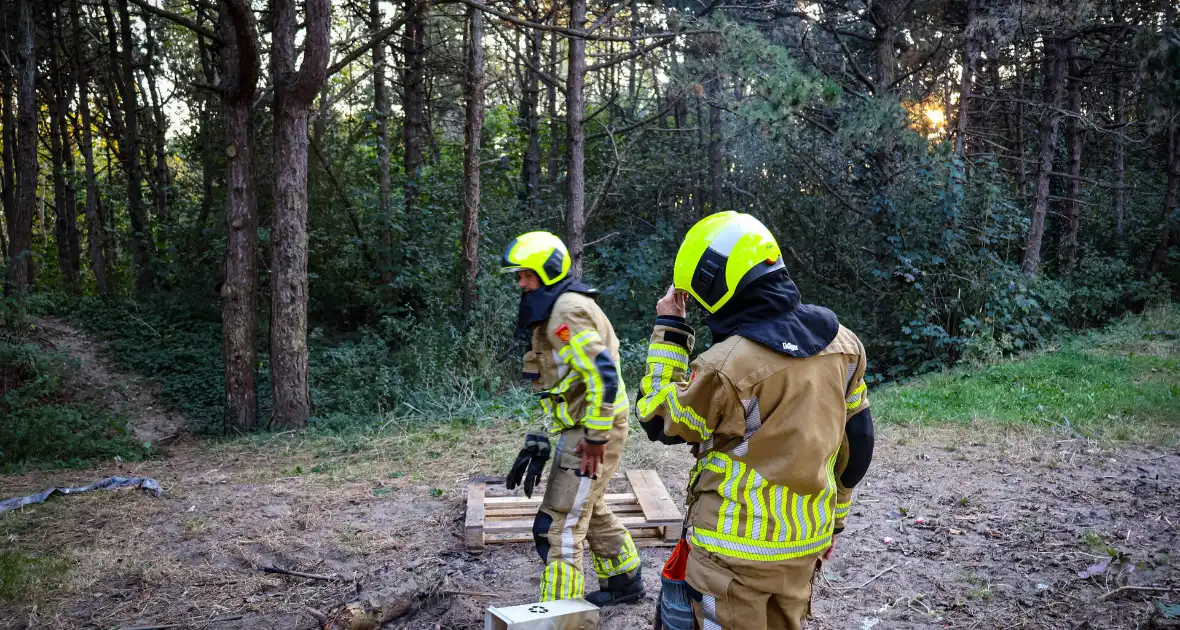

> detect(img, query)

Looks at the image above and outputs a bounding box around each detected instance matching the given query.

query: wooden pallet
[465,470,682,554]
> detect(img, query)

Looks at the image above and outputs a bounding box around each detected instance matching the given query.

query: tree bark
[402,0,426,220]
[953,0,978,159]
[707,74,723,212]
[460,0,485,316]
[1021,37,1067,277]
[49,7,82,295]
[565,0,587,280]
[1061,40,1083,273]
[71,0,109,295]
[194,1,217,236]
[219,0,261,431]
[6,0,36,294]
[1112,48,1126,237]
[520,6,542,217]
[372,0,393,287]
[1,2,14,262]
[114,0,156,292]
[270,0,330,429]
[546,11,560,185]
[1149,124,1179,274]
[143,17,172,253]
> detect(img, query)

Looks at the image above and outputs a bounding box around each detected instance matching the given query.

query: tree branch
[289,0,331,104]
[445,0,712,42]
[325,0,429,77]
[586,35,673,72]
[126,0,222,43]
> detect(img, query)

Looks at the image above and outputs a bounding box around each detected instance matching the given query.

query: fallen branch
[444,589,500,597]
[1098,585,1179,601]
[260,565,342,582]
[304,606,329,627]
[827,562,908,592]
[120,615,243,630]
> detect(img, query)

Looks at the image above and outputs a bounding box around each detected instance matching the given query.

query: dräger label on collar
[782,342,799,352]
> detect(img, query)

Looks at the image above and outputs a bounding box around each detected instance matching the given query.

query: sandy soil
[1,326,1177,629]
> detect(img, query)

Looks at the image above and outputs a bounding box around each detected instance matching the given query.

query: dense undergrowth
[2,288,1176,473]
[0,298,149,473]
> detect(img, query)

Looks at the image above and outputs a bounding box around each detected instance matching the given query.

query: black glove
[505,431,550,498]
[524,434,550,497]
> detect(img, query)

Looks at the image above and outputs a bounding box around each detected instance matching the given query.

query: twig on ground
[304,607,329,627]
[120,615,243,630]
[828,561,912,592]
[1098,585,1178,601]
[260,565,342,582]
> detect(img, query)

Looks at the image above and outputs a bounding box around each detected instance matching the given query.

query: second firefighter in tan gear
[639,213,875,629]
[500,231,643,605]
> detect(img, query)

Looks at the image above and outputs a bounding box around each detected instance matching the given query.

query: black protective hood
[704,269,838,358]
[515,277,600,337]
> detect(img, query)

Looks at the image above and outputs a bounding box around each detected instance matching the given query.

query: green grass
[0,550,70,601]
[1,340,151,472]
[875,307,1180,440]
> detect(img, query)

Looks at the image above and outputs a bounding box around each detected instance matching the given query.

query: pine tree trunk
[194,2,216,237]
[565,0,587,280]
[270,0,330,429]
[49,9,82,296]
[114,0,156,292]
[1149,124,1179,274]
[707,75,723,212]
[460,0,485,316]
[1,2,14,261]
[143,19,172,253]
[546,13,560,185]
[1062,41,1083,273]
[520,12,541,217]
[402,0,426,220]
[954,0,978,158]
[1021,37,1067,277]
[371,0,393,287]
[1112,61,1127,237]
[6,0,36,294]
[219,0,261,431]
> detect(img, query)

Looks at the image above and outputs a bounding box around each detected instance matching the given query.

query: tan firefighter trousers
[533,417,640,601]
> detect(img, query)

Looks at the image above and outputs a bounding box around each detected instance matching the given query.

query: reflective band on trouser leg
[540,560,585,601]
[690,527,832,561]
[845,382,867,410]
[701,594,723,630]
[835,499,851,520]
[591,530,640,579]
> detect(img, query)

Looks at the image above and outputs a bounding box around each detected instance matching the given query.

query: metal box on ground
[484,598,599,630]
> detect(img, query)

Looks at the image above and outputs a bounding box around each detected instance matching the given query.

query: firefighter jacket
[521,286,628,443]
[637,271,873,565]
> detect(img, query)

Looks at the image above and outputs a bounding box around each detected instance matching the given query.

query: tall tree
[71,0,108,295]
[1022,36,1068,277]
[460,0,485,315]
[143,17,173,252]
[49,6,81,295]
[1,2,14,261]
[371,0,394,287]
[269,0,330,429]
[1061,41,1084,272]
[6,0,36,294]
[113,0,156,291]
[402,0,426,221]
[519,3,542,216]
[220,0,261,430]
[565,0,587,279]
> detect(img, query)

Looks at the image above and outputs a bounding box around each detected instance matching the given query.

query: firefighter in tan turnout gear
[638,212,875,629]
[500,231,645,606]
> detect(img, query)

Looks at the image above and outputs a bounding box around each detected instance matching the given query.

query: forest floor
[1,316,1179,629]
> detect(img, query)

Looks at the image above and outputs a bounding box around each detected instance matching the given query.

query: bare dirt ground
[1,328,1178,629]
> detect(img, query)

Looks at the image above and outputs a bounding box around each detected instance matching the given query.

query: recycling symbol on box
[528,605,549,614]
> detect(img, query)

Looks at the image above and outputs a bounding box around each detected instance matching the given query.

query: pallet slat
[467,470,682,551]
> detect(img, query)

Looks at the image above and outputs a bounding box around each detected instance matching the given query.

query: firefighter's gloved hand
[523,434,550,498]
[506,431,550,498]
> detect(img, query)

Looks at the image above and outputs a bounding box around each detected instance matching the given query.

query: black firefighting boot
[585,566,645,607]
